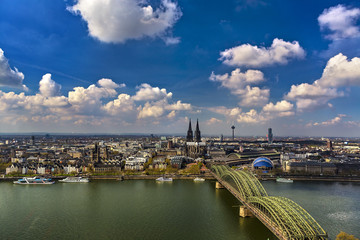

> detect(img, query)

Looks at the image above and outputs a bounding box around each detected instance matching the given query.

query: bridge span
[211,165,328,240]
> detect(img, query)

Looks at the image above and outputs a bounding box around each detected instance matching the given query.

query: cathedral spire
[195,119,201,142]
[186,119,193,142]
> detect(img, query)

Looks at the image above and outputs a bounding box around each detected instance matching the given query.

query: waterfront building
[252,157,274,170]
[284,161,336,175]
[224,150,280,166]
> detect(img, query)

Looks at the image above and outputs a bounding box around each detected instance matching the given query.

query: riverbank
[260,175,360,182]
[0,173,215,181]
[2,173,360,182]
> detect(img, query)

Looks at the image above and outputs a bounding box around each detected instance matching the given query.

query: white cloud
[0,48,27,90]
[316,53,360,88]
[210,68,269,107]
[236,109,266,123]
[97,78,125,89]
[163,36,181,45]
[207,106,242,117]
[132,83,172,101]
[219,38,305,67]
[167,110,176,119]
[210,68,264,90]
[68,0,182,44]
[318,5,360,40]
[263,100,293,112]
[206,117,222,125]
[238,86,269,107]
[285,82,343,111]
[285,53,360,111]
[137,102,165,119]
[39,73,61,97]
[262,100,294,117]
[0,78,192,131]
[102,94,135,115]
[136,98,191,119]
[165,100,191,110]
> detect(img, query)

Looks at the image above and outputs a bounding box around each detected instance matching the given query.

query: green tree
[336,231,359,240]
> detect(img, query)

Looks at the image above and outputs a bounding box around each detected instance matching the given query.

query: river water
[0,179,359,240]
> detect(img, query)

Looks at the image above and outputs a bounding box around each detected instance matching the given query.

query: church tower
[186,119,193,142]
[195,119,201,142]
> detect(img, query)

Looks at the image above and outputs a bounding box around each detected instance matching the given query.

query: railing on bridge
[212,165,328,240]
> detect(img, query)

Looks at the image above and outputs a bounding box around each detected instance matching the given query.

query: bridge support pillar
[239,206,253,217]
[215,181,224,189]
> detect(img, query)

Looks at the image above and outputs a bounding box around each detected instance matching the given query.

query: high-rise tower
[195,119,201,142]
[267,128,273,144]
[186,119,193,142]
[231,125,235,141]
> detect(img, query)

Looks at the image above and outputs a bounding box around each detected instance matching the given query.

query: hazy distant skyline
[1,0,360,137]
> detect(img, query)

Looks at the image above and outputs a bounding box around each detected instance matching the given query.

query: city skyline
[1,0,360,136]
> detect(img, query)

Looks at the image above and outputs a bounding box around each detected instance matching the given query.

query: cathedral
[185,119,206,158]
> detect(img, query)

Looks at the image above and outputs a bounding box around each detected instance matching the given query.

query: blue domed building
[252,157,273,170]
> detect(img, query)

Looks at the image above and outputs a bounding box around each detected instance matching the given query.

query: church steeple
[186,119,193,142]
[195,119,201,142]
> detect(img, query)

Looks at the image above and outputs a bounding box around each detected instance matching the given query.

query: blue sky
[1,0,360,136]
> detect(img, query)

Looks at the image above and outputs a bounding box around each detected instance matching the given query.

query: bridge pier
[239,205,253,217]
[215,181,224,189]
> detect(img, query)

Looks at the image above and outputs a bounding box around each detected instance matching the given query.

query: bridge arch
[211,165,328,240]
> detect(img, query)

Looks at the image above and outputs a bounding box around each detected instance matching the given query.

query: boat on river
[276,177,293,183]
[156,177,173,182]
[193,177,205,182]
[59,177,89,183]
[13,176,55,185]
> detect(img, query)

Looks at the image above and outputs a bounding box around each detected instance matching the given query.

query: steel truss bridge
[211,165,328,240]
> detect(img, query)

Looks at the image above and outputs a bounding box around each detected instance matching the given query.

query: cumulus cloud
[207,101,295,124]
[219,38,305,67]
[102,94,135,115]
[207,106,242,117]
[285,82,343,111]
[68,0,182,44]
[210,68,264,90]
[137,102,165,119]
[0,76,192,130]
[239,86,269,107]
[316,53,360,88]
[236,109,267,123]
[262,100,294,117]
[97,78,125,89]
[318,5,360,40]
[136,98,191,119]
[165,100,191,111]
[210,68,269,107]
[206,117,222,125]
[285,53,360,111]
[132,83,172,101]
[0,48,27,90]
[39,73,61,97]
[314,115,343,126]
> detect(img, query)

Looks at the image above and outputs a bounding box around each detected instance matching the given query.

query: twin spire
[186,119,201,142]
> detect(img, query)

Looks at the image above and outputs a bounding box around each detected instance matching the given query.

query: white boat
[276,177,293,183]
[59,177,89,183]
[13,176,55,185]
[156,177,173,182]
[193,177,205,182]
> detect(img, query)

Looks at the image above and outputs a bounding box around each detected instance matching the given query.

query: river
[0,179,359,240]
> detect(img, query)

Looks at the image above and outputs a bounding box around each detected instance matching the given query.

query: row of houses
[6,163,89,175]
